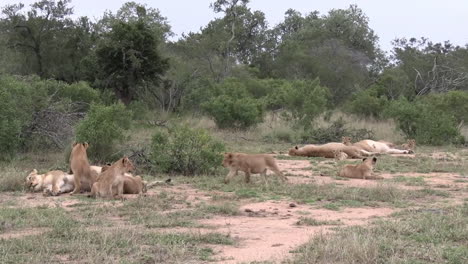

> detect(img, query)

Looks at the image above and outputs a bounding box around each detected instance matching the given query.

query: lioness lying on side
[288,143,376,159]
[338,157,383,180]
[222,152,287,184]
[26,166,104,196]
[26,169,74,196]
[342,137,411,154]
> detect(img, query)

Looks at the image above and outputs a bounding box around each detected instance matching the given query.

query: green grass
[389,175,427,186]
[288,204,468,264]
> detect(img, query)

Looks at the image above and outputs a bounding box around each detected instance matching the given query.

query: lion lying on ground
[288,143,376,159]
[26,166,103,196]
[26,169,74,196]
[400,139,416,152]
[89,157,135,199]
[342,137,412,154]
[222,152,287,184]
[338,157,383,179]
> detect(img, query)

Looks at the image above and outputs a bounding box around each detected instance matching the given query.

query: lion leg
[70,173,81,195]
[270,165,287,182]
[244,170,251,183]
[88,182,98,198]
[116,181,125,200]
[385,149,409,154]
[224,169,237,184]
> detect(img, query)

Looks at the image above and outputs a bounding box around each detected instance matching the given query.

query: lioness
[26,169,74,196]
[69,142,95,194]
[333,150,348,161]
[342,137,410,154]
[89,157,135,199]
[288,143,373,159]
[338,157,382,179]
[222,152,287,184]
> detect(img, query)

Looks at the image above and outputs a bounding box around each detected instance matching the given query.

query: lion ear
[72,142,78,147]
[372,157,377,163]
[362,158,367,162]
[83,142,89,149]
[32,169,38,174]
[227,153,233,158]
[295,146,298,150]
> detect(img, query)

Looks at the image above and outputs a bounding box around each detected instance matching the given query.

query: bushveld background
[0,1,467,263]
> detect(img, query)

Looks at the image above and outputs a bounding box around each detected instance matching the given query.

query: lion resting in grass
[26,169,74,196]
[399,139,416,152]
[288,143,375,159]
[26,166,105,196]
[342,137,411,154]
[338,157,383,180]
[101,164,147,194]
[69,142,97,194]
[222,152,287,184]
[89,157,135,199]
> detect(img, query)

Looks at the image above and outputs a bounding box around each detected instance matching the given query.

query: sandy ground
[1,152,467,263]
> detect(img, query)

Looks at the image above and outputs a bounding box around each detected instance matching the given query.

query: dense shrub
[301,118,374,144]
[202,78,265,129]
[150,125,225,176]
[385,98,464,145]
[348,86,388,119]
[422,91,468,124]
[75,103,132,161]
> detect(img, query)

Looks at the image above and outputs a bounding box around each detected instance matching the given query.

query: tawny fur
[333,150,348,161]
[69,142,96,194]
[400,139,416,152]
[288,143,374,159]
[90,157,135,199]
[342,137,410,154]
[222,152,287,184]
[338,157,382,179]
[26,169,74,196]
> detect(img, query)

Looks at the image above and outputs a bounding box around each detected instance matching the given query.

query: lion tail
[146,178,172,189]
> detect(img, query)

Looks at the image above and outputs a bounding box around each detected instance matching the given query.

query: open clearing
[1,147,467,263]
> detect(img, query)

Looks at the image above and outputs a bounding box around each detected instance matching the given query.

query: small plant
[150,124,225,175]
[75,103,131,161]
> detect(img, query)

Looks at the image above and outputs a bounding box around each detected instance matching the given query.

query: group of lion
[26,137,415,198]
[222,137,416,183]
[26,143,163,198]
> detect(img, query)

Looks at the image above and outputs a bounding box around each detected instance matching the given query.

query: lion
[342,137,410,154]
[333,149,348,161]
[288,143,375,159]
[400,139,416,152]
[222,152,287,184]
[89,157,135,199]
[69,142,96,194]
[338,157,383,179]
[100,163,147,194]
[26,169,74,196]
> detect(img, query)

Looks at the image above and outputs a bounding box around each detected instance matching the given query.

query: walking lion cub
[222,152,287,184]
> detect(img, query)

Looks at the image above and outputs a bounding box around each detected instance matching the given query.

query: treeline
[1,0,467,160]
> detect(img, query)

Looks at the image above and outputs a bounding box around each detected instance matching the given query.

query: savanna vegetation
[1,1,467,263]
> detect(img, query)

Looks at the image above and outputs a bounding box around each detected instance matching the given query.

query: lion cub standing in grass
[69,142,96,194]
[338,157,383,180]
[222,152,287,184]
[90,157,135,199]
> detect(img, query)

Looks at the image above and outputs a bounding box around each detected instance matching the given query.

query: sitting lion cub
[26,169,74,196]
[222,152,287,184]
[90,157,135,199]
[338,157,383,180]
[101,164,147,194]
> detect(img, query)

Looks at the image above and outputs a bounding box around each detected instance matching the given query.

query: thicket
[75,103,132,161]
[150,125,225,176]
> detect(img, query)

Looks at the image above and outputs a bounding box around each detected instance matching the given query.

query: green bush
[75,103,132,161]
[385,98,464,145]
[128,100,150,120]
[202,95,264,129]
[348,86,388,119]
[150,125,225,176]
[422,90,468,124]
[301,118,374,144]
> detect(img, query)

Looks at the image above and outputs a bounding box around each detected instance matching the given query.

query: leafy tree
[95,19,169,104]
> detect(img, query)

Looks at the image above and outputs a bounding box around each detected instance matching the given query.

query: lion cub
[26,169,74,196]
[333,150,348,161]
[69,142,95,194]
[222,152,287,184]
[90,157,135,199]
[101,164,147,194]
[400,139,416,153]
[338,157,383,180]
